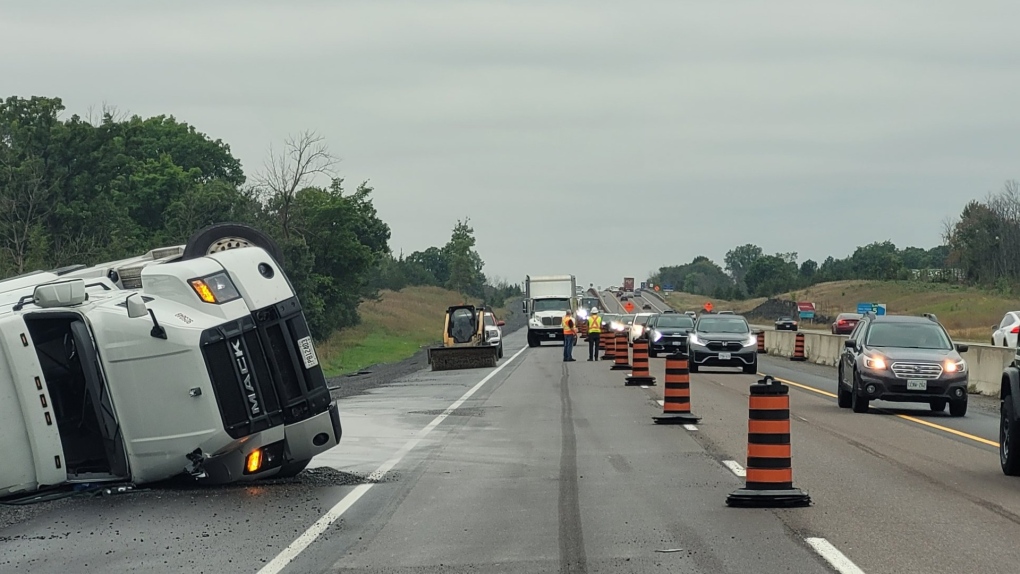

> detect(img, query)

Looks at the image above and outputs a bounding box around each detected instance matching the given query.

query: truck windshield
[534,299,571,312]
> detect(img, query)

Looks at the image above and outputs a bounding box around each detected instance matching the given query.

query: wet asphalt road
[5,311,1020,572]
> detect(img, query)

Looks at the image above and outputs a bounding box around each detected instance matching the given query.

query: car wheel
[929,399,947,412]
[498,343,504,359]
[1001,399,1020,475]
[836,365,852,408]
[742,359,757,374]
[949,398,968,417]
[648,349,657,358]
[851,371,869,413]
[689,359,699,373]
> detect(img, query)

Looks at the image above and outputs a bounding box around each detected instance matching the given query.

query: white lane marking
[641,385,649,389]
[257,345,530,574]
[656,399,665,406]
[683,424,698,431]
[722,460,746,477]
[805,538,866,574]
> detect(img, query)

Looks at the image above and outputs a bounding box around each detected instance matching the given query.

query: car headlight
[743,334,756,347]
[944,359,966,374]
[688,333,703,346]
[577,310,588,319]
[863,354,887,370]
[652,330,662,342]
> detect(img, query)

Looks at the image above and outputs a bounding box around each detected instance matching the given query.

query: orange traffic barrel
[580,320,589,338]
[601,328,616,360]
[610,332,631,370]
[625,340,656,385]
[790,332,806,362]
[653,350,699,424]
[756,330,766,354]
[727,375,810,508]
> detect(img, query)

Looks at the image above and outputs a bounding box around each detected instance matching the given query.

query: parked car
[992,311,1020,348]
[646,313,695,357]
[687,314,758,373]
[837,313,969,416]
[774,316,798,331]
[483,311,505,358]
[629,312,656,345]
[832,312,863,335]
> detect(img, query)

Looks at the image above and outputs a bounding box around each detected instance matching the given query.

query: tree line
[943,180,1020,292]
[649,239,951,300]
[0,96,513,341]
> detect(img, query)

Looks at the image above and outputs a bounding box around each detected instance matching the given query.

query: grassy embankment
[665,280,1020,342]
[316,286,480,377]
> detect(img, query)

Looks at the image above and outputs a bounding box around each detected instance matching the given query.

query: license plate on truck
[907,379,927,391]
[298,336,319,369]
[718,352,731,360]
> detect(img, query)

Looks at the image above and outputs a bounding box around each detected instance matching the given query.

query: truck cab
[0,224,342,498]
[524,274,576,348]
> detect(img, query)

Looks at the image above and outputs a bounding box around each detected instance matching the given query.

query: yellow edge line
[760,373,1000,449]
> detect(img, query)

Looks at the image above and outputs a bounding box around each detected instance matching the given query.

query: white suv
[484,312,504,358]
[629,312,656,345]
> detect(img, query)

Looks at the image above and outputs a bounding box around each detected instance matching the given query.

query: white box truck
[0,223,341,499]
[523,275,576,347]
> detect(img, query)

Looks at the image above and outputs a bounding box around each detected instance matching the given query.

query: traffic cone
[790,333,806,361]
[611,332,631,370]
[653,350,699,424]
[726,375,811,508]
[756,330,766,354]
[625,340,656,385]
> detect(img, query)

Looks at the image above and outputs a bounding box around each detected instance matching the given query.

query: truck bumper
[529,328,564,341]
[283,403,342,464]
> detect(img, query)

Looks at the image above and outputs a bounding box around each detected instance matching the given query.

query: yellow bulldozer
[427,305,500,371]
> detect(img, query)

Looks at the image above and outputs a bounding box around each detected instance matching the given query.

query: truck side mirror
[33,279,86,308]
[126,293,148,318]
[521,301,527,313]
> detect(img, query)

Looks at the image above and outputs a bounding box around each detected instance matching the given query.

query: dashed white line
[722,460,746,477]
[256,345,530,574]
[805,538,866,574]
[683,424,698,431]
[656,399,665,406]
[641,385,649,389]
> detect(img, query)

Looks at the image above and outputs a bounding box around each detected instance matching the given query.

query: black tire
[742,360,757,374]
[648,349,657,358]
[498,344,504,359]
[689,361,699,373]
[1001,399,1020,475]
[992,337,997,345]
[837,366,852,408]
[949,398,967,417]
[851,371,869,413]
[929,399,947,412]
[182,223,285,265]
[275,459,310,478]
[527,333,539,348]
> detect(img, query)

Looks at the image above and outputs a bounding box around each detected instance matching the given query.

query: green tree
[724,244,763,286]
[850,241,904,280]
[443,218,485,297]
[745,254,798,297]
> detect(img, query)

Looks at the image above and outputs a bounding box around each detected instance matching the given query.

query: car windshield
[534,298,571,312]
[697,317,750,333]
[635,315,651,325]
[865,322,952,350]
[655,315,694,328]
[484,314,495,327]
[778,317,793,321]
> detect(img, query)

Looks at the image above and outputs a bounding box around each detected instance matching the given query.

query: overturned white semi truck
[0,223,341,498]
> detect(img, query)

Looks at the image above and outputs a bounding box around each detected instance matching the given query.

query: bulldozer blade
[429,347,499,371]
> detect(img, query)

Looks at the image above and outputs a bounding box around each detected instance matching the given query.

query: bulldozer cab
[446,306,481,346]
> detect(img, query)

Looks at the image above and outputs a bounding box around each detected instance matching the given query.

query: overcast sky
[3,0,1018,289]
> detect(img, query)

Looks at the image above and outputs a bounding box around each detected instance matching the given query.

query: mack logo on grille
[231,338,262,415]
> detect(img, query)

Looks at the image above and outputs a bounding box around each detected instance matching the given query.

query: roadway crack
[558,363,588,574]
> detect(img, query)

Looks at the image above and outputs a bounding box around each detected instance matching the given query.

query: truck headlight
[189,271,241,304]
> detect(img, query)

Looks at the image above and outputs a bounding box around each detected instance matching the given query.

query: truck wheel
[949,398,968,417]
[1001,399,1020,475]
[527,333,539,348]
[929,399,947,412]
[275,459,310,478]
[851,372,869,413]
[182,222,285,265]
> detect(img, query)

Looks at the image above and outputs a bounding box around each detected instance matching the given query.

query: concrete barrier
[758,328,1012,397]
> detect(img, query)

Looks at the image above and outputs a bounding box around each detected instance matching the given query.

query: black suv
[837,313,969,416]
[687,314,758,373]
[646,313,695,357]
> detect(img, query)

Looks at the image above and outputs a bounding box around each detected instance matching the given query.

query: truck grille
[201,316,285,439]
[251,297,331,425]
[541,317,558,327]
[891,362,943,379]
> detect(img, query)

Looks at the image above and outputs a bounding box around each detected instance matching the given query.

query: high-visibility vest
[562,315,576,335]
[587,315,602,333]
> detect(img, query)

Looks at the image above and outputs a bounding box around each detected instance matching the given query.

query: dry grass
[663,292,766,314]
[316,286,481,376]
[668,280,1020,342]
